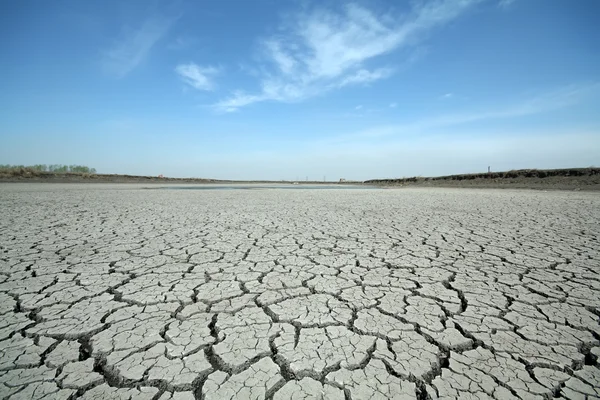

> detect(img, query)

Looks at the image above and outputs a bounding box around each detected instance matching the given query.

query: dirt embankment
[0,168,217,184]
[3,167,600,190]
[0,168,341,185]
[0,170,326,185]
[365,168,600,191]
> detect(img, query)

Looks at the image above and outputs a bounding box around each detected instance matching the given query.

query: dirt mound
[365,168,600,191]
[0,168,216,184]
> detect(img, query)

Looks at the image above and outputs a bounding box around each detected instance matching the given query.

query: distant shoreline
[366,167,600,191]
[0,173,348,185]
[1,167,599,191]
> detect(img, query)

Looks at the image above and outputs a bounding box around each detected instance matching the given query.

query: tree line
[0,164,97,174]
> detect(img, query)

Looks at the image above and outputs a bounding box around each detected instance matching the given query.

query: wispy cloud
[486,82,600,119]
[168,36,196,51]
[102,16,176,77]
[197,130,599,180]
[215,92,266,113]
[324,82,600,142]
[175,63,220,91]
[498,0,517,9]
[337,68,394,88]
[214,1,482,112]
[389,102,397,108]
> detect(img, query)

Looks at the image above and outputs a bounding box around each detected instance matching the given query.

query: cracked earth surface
[0,184,599,399]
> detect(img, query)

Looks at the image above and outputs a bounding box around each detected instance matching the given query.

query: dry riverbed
[0,183,599,399]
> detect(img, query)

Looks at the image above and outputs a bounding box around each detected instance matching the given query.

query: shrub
[0,164,97,175]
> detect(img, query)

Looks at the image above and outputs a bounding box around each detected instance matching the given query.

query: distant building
[339,178,346,182]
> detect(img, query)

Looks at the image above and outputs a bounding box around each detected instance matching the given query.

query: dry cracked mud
[0,183,599,399]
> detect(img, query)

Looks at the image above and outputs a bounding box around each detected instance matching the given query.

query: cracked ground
[1,184,599,400]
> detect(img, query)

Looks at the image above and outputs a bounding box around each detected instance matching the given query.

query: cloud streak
[102,16,176,77]
[498,0,517,9]
[175,63,220,91]
[323,82,600,143]
[214,0,482,112]
[183,130,599,181]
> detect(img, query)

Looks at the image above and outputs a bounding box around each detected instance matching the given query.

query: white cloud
[175,63,220,91]
[498,0,517,9]
[337,68,394,88]
[389,102,397,108]
[440,92,453,99]
[355,105,363,110]
[214,1,482,111]
[216,92,265,113]
[102,16,175,77]
[264,39,298,75]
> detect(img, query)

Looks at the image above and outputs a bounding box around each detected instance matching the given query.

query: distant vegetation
[365,167,600,184]
[364,167,600,190]
[0,164,97,175]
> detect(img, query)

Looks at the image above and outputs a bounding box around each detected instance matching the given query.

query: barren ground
[0,183,599,399]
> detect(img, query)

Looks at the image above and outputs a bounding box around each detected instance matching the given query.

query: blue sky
[1,0,599,180]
